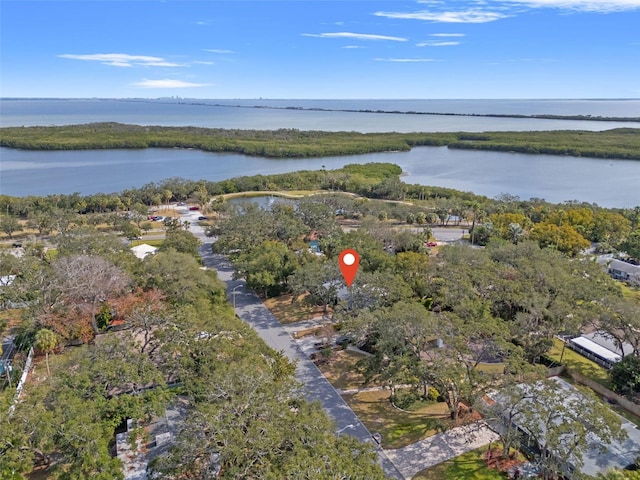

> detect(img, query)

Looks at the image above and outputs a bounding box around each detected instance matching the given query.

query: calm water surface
[2,146,639,208]
[1,99,639,207]
[2,99,639,132]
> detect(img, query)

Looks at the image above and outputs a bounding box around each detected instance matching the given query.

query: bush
[427,386,442,402]
[391,389,422,410]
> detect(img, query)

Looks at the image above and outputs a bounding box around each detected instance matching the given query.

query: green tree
[394,251,430,298]
[143,250,227,307]
[161,189,172,208]
[129,202,150,227]
[621,229,640,259]
[233,241,298,297]
[592,211,632,245]
[150,367,385,480]
[610,355,640,395]
[0,215,22,239]
[288,260,342,313]
[34,328,58,377]
[504,379,626,480]
[119,221,141,242]
[159,229,202,257]
[296,198,340,235]
[530,222,590,256]
[26,210,55,236]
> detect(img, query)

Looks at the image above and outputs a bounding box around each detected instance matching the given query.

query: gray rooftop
[582,330,635,358]
[491,377,640,477]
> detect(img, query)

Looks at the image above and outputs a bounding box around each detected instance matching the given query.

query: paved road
[199,245,404,479]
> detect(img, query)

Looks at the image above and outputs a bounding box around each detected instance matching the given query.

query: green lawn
[414,447,511,480]
[620,283,640,304]
[547,337,610,387]
[343,389,450,449]
[474,362,506,375]
[221,190,322,200]
[130,239,164,247]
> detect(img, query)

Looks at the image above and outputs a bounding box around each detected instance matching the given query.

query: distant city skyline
[1,0,639,99]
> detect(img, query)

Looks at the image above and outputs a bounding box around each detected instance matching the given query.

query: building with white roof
[568,331,634,369]
[130,244,158,260]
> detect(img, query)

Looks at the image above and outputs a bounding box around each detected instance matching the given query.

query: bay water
[1,98,639,207]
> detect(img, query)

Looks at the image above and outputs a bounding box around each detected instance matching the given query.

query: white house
[607,259,640,285]
[130,244,158,260]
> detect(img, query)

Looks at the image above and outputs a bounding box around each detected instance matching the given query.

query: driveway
[199,245,404,480]
[384,421,499,479]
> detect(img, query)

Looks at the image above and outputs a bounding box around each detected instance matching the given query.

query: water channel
[1,145,639,207]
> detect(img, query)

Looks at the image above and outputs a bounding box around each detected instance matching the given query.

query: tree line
[209,193,640,479]
[0,227,386,479]
[2,122,639,160]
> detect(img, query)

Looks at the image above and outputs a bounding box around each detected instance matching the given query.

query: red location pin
[338,249,360,287]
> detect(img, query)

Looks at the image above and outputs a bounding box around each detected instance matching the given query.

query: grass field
[130,239,164,247]
[221,190,323,200]
[474,362,506,375]
[414,447,519,480]
[547,337,610,387]
[620,283,640,304]
[343,389,450,449]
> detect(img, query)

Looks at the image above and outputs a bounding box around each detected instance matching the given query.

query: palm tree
[162,189,173,209]
[34,328,58,377]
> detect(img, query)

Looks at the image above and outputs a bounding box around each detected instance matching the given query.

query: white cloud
[375,57,436,62]
[430,33,466,37]
[374,9,509,23]
[203,49,235,54]
[58,53,185,67]
[193,60,215,65]
[342,45,366,49]
[302,32,407,41]
[503,0,640,12]
[376,0,640,25]
[131,79,211,88]
[417,41,461,46]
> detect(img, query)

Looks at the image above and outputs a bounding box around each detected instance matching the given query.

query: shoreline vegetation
[1,122,639,160]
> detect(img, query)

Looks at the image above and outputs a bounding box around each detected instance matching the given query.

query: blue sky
[1,0,639,99]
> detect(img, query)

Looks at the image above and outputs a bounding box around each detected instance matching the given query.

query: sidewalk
[384,421,499,479]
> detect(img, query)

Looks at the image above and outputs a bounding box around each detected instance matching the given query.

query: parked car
[189,206,199,211]
[426,241,438,247]
[198,216,208,221]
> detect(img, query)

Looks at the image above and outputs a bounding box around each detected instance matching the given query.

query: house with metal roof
[607,259,640,285]
[568,330,634,369]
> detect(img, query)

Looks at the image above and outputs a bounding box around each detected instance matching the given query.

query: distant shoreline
[120,98,640,123]
[5,98,636,123]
